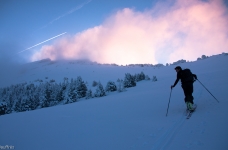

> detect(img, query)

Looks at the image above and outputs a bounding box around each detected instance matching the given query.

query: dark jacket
[173,70,197,87]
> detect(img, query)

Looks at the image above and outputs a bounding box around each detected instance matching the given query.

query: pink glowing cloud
[31,0,228,65]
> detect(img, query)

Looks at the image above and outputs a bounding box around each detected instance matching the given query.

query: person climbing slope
[171,66,197,111]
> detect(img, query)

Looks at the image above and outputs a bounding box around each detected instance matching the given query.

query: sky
[1,0,228,65]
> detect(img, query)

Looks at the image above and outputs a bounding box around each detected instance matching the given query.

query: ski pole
[166,88,172,116]
[197,79,219,103]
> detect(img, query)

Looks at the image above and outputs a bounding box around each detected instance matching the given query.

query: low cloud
[31,0,228,65]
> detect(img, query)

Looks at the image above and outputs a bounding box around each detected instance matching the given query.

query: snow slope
[0,54,228,150]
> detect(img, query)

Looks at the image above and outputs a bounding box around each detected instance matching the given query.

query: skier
[171,66,197,111]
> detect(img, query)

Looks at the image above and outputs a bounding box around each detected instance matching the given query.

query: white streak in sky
[41,0,92,29]
[17,32,67,54]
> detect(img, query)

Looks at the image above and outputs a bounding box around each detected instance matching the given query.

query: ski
[186,104,197,119]
[186,111,193,119]
[185,109,189,116]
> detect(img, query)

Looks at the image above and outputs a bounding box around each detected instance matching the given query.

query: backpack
[181,69,194,83]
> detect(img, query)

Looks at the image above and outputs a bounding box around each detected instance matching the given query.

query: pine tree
[62,78,72,104]
[32,84,40,109]
[134,74,141,82]
[16,85,28,111]
[30,93,39,110]
[105,81,117,92]
[145,75,150,80]
[152,76,157,82]
[18,96,30,112]
[14,97,22,112]
[75,76,87,99]
[23,98,32,111]
[56,83,64,102]
[0,102,7,115]
[37,82,49,108]
[94,82,106,97]
[86,89,93,99]
[124,73,136,88]
[48,83,60,106]
[33,84,43,109]
[140,72,145,80]
[68,78,77,103]
[40,82,52,108]
[5,93,14,114]
[117,79,126,92]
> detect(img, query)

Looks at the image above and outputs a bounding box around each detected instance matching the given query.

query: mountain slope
[0,54,228,150]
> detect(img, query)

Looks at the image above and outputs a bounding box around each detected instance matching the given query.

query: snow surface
[0,54,228,150]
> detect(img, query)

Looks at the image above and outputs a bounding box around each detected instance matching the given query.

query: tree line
[0,72,156,115]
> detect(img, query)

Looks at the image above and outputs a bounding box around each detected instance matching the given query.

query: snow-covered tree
[41,82,51,108]
[133,72,145,82]
[75,76,87,98]
[105,81,117,92]
[56,83,64,102]
[124,73,136,88]
[62,78,74,104]
[117,79,126,92]
[94,82,106,97]
[134,73,141,82]
[14,97,22,112]
[86,89,93,99]
[139,72,145,80]
[36,83,48,108]
[4,93,15,114]
[0,102,7,115]
[29,94,39,110]
[48,83,61,106]
[152,76,157,82]
[145,75,150,80]
[68,78,78,103]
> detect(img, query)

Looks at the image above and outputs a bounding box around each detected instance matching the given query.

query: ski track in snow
[157,71,223,150]
[148,86,203,150]
[129,85,206,150]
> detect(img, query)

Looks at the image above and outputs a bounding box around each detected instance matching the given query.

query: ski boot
[186,102,195,111]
